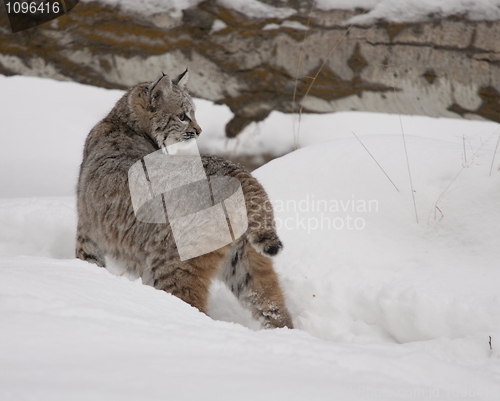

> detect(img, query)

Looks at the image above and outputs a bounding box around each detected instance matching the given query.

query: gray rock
[1,0,499,137]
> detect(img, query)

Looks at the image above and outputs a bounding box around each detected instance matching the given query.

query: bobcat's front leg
[75,229,107,268]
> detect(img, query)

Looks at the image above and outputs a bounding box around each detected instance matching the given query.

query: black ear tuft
[172,68,189,88]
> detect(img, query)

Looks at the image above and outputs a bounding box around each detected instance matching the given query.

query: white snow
[263,20,310,31]
[79,0,500,22]
[1,74,500,399]
[79,0,205,18]
[210,19,227,34]
[341,0,500,24]
[78,0,296,19]
[217,0,296,19]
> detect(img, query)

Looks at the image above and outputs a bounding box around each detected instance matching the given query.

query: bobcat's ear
[148,73,172,105]
[172,68,189,89]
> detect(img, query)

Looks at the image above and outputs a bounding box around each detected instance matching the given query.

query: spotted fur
[75,71,293,329]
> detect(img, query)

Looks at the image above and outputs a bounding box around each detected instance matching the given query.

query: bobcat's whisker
[119,264,130,276]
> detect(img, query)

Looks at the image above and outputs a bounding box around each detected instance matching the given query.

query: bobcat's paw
[260,306,294,329]
[250,232,283,257]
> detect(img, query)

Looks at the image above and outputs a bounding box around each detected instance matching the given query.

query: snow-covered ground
[80,0,500,23]
[1,74,500,400]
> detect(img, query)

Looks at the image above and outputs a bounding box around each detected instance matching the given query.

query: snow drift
[1,75,500,400]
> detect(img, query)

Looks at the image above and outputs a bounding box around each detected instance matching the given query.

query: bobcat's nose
[194,124,202,136]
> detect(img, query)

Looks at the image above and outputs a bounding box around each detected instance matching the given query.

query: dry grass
[291,2,315,151]
[432,134,495,222]
[351,130,400,192]
[292,6,370,150]
[392,86,419,224]
[490,132,500,176]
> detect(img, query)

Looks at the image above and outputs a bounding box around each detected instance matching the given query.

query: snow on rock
[79,0,296,19]
[79,0,205,18]
[263,20,310,31]
[2,75,500,400]
[217,0,297,19]
[342,0,500,24]
[80,0,500,23]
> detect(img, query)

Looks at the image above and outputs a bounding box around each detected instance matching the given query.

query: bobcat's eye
[178,113,191,122]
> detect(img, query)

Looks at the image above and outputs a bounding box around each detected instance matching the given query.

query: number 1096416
[5,1,61,14]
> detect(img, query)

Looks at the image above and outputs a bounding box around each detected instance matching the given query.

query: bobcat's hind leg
[75,231,107,268]
[222,239,293,329]
[150,247,228,314]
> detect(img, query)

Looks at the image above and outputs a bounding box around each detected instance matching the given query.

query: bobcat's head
[130,70,202,150]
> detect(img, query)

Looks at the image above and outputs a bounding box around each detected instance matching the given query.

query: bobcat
[76,70,293,329]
